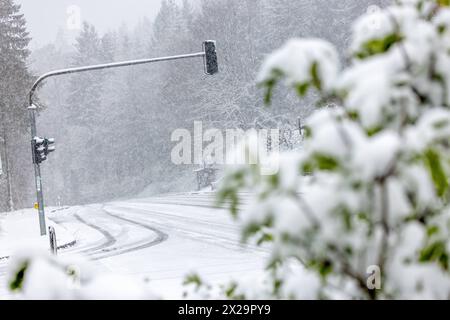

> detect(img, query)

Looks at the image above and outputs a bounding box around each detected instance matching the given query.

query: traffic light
[203,40,218,75]
[32,137,55,164]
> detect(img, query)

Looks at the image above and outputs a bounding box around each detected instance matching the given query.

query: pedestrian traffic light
[203,40,218,75]
[32,137,55,164]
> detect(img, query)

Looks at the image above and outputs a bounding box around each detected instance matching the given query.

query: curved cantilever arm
[29,51,207,106]
[28,40,218,236]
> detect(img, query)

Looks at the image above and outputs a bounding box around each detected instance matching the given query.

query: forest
[0,0,388,211]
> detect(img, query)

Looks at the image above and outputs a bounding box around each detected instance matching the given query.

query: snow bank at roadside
[0,208,76,259]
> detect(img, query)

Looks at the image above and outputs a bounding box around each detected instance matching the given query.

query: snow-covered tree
[6,248,157,299]
[213,0,450,299]
[0,0,33,212]
[66,22,104,125]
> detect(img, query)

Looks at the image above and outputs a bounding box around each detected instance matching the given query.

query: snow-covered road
[0,192,267,298]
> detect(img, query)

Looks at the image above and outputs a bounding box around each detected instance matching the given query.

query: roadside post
[48,226,57,255]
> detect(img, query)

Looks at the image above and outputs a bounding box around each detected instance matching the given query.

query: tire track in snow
[110,204,238,232]
[92,206,168,259]
[103,204,268,254]
[65,208,167,260]
[0,263,8,278]
[73,213,117,254]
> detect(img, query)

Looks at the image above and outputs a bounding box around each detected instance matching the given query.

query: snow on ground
[0,192,267,299]
[0,208,77,299]
[0,208,76,259]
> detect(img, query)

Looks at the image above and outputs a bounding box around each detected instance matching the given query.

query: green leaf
[302,161,314,174]
[183,273,203,287]
[427,225,439,237]
[366,126,383,137]
[310,62,322,91]
[356,33,403,59]
[216,169,248,217]
[259,68,284,105]
[433,119,450,129]
[419,241,449,270]
[347,111,359,121]
[341,208,352,231]
[296,83,310,96]
[273,279,283,296]
[268,173,279,187]
[308,259,333,278]
[243,223,262,240]
[223,282,246,300]
[304,126,312,138]
[424,149,449,198]
[301,154,340,174]
[9,261,29,292]
[263,80,276,105]
[257,232,274,245]
[314,154,340,171]
[225,282,238,298]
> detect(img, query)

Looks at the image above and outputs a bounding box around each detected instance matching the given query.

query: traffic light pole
[28,41,218,236]
[28,107,47,235]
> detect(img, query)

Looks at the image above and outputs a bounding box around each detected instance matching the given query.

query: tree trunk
[2,125,14,212]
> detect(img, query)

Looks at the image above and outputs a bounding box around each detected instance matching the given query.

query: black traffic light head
[32,137,55,164]
[203,40,218,75]
[44,138,56,154]
[32,137,45,164]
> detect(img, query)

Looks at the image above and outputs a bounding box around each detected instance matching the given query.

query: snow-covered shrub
[7,248,157,300]
[216,0,450,299]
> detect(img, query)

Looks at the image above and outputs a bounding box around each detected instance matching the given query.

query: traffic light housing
[32,137,55,164]
[203,40,218,75]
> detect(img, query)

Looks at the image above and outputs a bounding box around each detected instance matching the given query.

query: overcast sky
[17,0,163,48]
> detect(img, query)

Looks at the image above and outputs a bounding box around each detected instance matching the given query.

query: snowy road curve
[0,192,267,298]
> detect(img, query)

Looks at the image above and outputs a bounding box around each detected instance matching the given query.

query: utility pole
[28,41,218,236]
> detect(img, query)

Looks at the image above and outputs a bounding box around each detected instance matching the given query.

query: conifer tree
[0,0,32,211]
